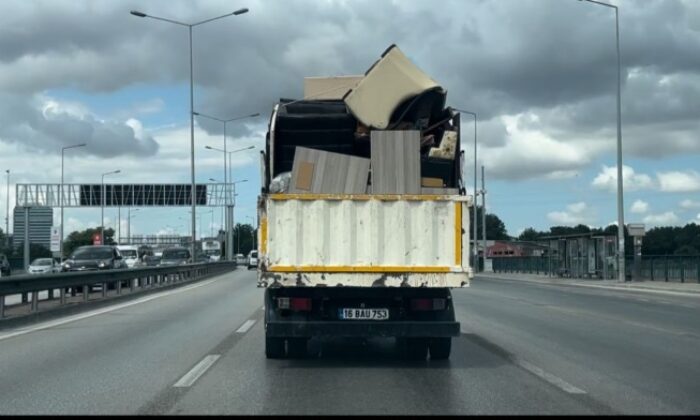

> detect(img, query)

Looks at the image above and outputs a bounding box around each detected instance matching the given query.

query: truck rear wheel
[286,338,308,358]
[266,337,285,359]
[403,338,429,360]
[429,337,452,360]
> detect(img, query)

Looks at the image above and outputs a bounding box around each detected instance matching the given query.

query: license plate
[339,308,389,320]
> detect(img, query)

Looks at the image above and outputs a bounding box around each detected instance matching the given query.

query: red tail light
[410,298,446,311]
[290,297,312,312]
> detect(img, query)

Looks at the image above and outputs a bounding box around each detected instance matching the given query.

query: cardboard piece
[421,177,444,188]
[296,162,315,191]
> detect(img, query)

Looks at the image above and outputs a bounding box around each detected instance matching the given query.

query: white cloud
[643,211,680,226]
[657,170,700,193]
[547,201,593,225]
[680,199,700,210]
[592,165,654,192]
[630,199,650,214]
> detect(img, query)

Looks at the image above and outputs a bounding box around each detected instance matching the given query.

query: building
[13,206,53,250]
[487,241,549,258]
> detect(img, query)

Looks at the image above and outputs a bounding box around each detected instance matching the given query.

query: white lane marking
[173,355,220,388]
[515,358,586,394]
[236,319,256,333]
[0,278,221,342]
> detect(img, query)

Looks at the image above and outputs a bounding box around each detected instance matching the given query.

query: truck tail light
[290,297,312,312]
[410,298,446,311]
[276,297,312,311]
[277,297,290,309]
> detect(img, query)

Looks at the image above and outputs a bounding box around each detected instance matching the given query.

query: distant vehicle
[142,255,161,267]
[62,245,127,272]
[195,252,210,263]
[0,254,11,277]
[235,253,247,265]
[27,258,61,275]
[201,238,222,262]
[159,247,192,266]
[116,245,139,268]
[247,250,258,270]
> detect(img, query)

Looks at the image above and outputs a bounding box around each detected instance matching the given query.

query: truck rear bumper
[266,320,460,338]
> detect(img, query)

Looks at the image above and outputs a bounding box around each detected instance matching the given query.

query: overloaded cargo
[264,44,464,197]
[257,45,471,361]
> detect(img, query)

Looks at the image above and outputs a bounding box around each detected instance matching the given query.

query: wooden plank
[290,147,370,194]
[371,130,421,194]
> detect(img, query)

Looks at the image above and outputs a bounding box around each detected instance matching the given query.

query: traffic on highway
[2,0,700,416]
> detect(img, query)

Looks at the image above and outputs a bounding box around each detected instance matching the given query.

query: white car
[27,258,61,275]
[247,251,258,270]
[116,245,139,268]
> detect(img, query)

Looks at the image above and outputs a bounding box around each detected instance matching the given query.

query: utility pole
[481,165,487,272]
[5,170,9,249]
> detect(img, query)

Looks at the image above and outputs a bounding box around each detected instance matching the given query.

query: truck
[201,238,222,262]
[256,45,472,360]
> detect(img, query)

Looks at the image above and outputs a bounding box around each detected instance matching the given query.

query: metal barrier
[0,262,237,319]
[492,256,700,283]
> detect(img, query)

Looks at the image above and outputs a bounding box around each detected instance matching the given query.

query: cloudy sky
[1,0,699,240]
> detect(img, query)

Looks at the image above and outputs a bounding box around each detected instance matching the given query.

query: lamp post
[128,208,140,243]
[453,108,477,273]
[60,143,86,261]
[195,111,259,259]
[131,7,250,261]
[4,169,9,249]
[101,170,121,245]
[205,145,254,260]
[245,215,256,252]
[579,0,625,282]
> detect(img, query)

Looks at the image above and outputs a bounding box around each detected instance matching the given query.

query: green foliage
[469,205,510,240]
[9,243,52,261]
[230,223,256,256]
[63,227,116,257]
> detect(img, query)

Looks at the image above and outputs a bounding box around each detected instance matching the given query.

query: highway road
[1,269,699,415]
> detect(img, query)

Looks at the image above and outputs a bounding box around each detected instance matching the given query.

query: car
[62,245,128,272]
[159,247,192,266]
[235,253,247,265]
[0,253,10,277]
[247,250,258,270]
[27,258,61,275]
[141,255,161,267]
[116,245,139,268]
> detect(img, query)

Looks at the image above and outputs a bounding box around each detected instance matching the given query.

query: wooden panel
[290,147,370,194]
[421,187,459,195]
[371,130,421,194]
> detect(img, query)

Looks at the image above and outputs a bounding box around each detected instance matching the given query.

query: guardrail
[491,256,700,283]
[0,262,237,319]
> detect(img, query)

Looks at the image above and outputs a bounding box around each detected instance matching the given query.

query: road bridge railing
[0,262,237,319]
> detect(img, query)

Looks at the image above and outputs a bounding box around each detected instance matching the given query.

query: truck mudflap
[266,320,460,338]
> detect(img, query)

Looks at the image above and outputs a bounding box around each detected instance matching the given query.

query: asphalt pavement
[0,269,698,415]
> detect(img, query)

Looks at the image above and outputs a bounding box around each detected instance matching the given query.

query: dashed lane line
[236,319,256,333]
[173,355,221,388]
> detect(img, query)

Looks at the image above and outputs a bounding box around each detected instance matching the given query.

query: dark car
[159,247,192,266]
[0,253,10,277]
[62,245,127,272]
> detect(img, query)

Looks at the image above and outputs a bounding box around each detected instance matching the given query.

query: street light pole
[60,143,86,262]
[131,7,250,262]
[205,145,254,260]
[580,0,625,282]
[453,108,477,273]
[101,170,120,245]
[5,170,9,249]
[195,111,259,260]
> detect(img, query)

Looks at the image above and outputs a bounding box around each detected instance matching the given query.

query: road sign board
[93,233,102,245]
[50,226,61,252]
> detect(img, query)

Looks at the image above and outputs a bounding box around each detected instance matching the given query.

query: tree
[10,243,52,262]
[63,227,116,257]
[469,205,510,240]
[518,228,545,242]
[232,223,256,256]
